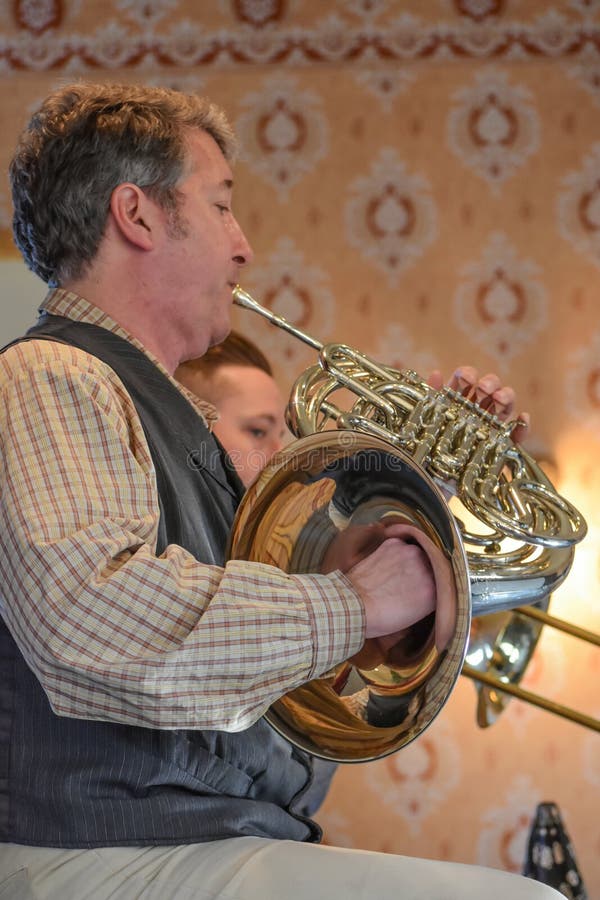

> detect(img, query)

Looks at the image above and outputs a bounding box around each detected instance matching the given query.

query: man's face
[161,130,253,360]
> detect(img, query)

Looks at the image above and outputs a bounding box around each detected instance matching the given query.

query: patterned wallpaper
[0,1,599,896]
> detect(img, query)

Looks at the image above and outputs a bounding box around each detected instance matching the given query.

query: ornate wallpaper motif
[477,775,543,872]
[371,322,438,375]
[354,67,416,112]
[1,1,599,896]
[241,236,336,370]
[558,143,600,267]
[364,720,462,835]
[236,75,329,195]
[447,70,540,189]
[2,0,600,69]
[453,231,547,366]
[345,148,437,284]
[566,329,600,427]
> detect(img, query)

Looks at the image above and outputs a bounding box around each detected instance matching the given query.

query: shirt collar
[41,288,219,427]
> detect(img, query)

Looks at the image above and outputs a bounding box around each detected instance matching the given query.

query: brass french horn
[228,286,594,763]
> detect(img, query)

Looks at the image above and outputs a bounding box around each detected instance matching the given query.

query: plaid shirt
[0,289,364,732]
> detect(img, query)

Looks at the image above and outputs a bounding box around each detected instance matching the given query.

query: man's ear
[109,183,156,251]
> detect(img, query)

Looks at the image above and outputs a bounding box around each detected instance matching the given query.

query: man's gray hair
[10,82,237,286]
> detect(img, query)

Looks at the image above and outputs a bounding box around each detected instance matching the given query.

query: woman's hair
[177,331,273,380]
[10,81,236,286]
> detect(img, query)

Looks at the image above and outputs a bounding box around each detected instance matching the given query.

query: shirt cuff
[289,569,366,680]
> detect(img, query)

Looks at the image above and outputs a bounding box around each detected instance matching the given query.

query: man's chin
[208,322,232,349]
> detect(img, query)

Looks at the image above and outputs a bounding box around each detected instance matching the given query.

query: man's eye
[248,427,266,439]
[216,204,230,214]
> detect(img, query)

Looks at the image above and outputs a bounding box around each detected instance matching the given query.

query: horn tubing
[514,605,600,646]
[233,285,323,351]
[462,664,600,732]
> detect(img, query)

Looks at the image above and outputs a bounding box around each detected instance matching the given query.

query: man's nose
[232,220,254,266]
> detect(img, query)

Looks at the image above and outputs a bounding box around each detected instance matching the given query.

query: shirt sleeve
[0,340,365,731]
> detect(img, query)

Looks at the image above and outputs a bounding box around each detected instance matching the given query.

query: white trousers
[0,839,563,900]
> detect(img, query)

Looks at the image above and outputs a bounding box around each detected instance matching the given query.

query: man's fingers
[449,365,478,394]
[427,369,443,391]
[448,366,528,433]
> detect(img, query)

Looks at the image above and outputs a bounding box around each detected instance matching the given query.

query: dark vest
[0,315,323,848]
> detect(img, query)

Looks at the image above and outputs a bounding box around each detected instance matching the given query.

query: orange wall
[1,1,599,895]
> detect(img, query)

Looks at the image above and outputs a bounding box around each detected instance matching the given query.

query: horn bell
[228,430,471,763]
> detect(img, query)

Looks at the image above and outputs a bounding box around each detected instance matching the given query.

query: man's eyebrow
[221,178,233,190]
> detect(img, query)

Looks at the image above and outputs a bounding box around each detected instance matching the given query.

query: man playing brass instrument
[0,82,557,898]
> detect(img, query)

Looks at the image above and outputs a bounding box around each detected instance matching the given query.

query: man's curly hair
[9,82,237,286]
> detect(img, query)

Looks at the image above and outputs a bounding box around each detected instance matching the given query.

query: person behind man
[176,331,338,819]
[175,330,287,488]
[0,82,558,899]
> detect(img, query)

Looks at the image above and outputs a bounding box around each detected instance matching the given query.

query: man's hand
[321,523,437,670]
[428,366,529,444]
[345,537,436,639]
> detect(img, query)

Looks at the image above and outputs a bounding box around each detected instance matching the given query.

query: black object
[523,802,588,899]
